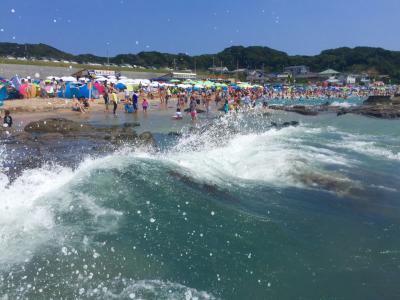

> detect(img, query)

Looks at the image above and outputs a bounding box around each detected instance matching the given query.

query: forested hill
[1,42,400,80]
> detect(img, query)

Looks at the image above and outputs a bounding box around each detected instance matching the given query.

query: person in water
[223,99,229,114]
[189,98,197,122]
[175,101,183,119]
[3,110,12,127]
[142,98,149,112]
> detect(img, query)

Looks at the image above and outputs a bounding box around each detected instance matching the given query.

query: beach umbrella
[116,83,127,90]
[61,76,77,82]
[170,79,180,83]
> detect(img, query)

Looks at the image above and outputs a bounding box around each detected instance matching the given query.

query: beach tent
[59,82,80,98]
[0,84,7,101]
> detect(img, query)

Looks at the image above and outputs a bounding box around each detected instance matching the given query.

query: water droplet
[53,19,57,23]
[11,9,16,13]
[150,218,156,223]
[211,211,215,216]
[0,29,4,32]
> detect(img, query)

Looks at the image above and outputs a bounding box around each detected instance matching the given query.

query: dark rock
[168,132,182,137]
[337,105,400,119]
[24,118,93,134]
[363,96,391,105]
[139,132,156,146]
[269,105,318,116]
[122,122,140,128]
[271,121,299,128]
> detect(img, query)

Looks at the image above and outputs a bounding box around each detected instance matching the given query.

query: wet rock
[270,121,299,128]
[269,105,319,116]
[24,118,94,133]
[363,96,391,105]
[139,131,156,146]
[337,105,400,119]
[168,132,182,137]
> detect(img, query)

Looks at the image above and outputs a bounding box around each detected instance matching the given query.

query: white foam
[84,278,217,300]
[163,125,351,188]
[330,101,357,108]
[0,155,124,269]
[334,140,400,161]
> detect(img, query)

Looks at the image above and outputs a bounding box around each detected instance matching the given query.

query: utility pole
[236,60,239,81]
[194,58,197,74]
[106,42,110,67]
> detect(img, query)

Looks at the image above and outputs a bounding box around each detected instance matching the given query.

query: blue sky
[0,0,399,56]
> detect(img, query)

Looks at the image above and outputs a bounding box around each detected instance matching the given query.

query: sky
[0,0,399,57]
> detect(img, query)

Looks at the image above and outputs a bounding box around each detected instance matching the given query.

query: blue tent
[0,85,8,102]
[58,82,80,99]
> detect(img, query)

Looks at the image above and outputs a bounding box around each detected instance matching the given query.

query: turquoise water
[0,110,400,299]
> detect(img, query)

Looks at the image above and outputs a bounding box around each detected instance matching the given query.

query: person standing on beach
[103,84,110,112]
[111,88,119,115]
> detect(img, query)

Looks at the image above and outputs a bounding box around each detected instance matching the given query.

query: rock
[168,132,182,137]
[271,121,299,128]
[138,131,156,146]
[269,105,318,116]
[363,95,391,105]
[122,122,141,128]
[24,118,93,133]
[391,95,400,104]
[337,105,400,119]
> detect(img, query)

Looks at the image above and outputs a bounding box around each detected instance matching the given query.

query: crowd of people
[2,75,399,127]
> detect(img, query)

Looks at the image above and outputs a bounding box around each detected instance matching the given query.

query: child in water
[3,110,12,127]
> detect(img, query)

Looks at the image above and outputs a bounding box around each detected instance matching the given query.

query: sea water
[0,109,399,299]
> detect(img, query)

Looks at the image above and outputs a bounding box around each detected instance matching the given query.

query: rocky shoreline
[0,118,156,180]
[269,104,400,119]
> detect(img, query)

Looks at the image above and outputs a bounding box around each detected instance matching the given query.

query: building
[246,70,268,83]
[209,67,229,74]
[72,69,121,78]
[319,69,340,77]
[284,65,310,77]
[151,72,197,81]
